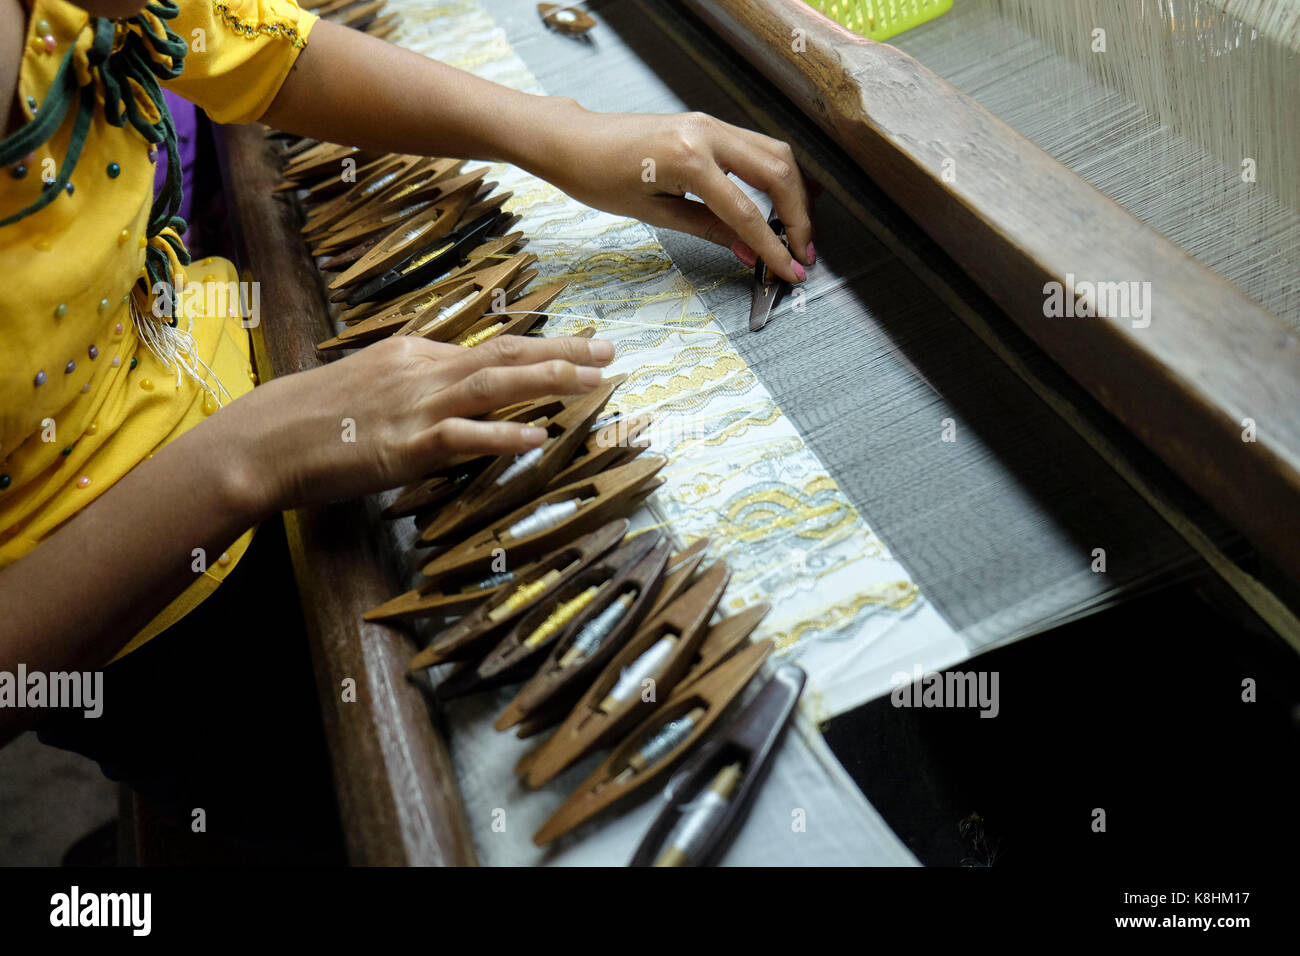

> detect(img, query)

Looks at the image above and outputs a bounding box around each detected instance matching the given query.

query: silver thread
[394,220,433,248]
[560,592,635,666]
[463,570,514,593]
[638,710,700,766]
[361,171,398,196]
[653,763,743,867]
[380,199,433,224]
[615,705,705,783]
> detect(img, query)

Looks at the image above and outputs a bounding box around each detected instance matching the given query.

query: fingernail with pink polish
[577,366,603,386]
[731,241,758,268]
[589,339,615,363]
[521,426,547,445]
[791,259,807,282]
[806,242,816,266]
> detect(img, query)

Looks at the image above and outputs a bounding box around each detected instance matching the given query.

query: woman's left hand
[265,25,813,282]
[534,105,814,284]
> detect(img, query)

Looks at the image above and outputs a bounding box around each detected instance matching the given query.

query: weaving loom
[217,0,1300,864]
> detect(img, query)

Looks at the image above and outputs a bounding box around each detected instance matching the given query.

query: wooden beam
[216,123,477,866]
[678,0,1300,584]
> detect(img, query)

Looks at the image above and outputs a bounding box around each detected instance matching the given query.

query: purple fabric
[157,90,198,244]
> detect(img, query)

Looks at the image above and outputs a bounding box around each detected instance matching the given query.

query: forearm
[0,330,611,732]
[262,20,579,179]
[259,20,815,283]
[0,404,265,733]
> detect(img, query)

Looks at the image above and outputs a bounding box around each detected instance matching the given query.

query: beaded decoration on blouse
[0,2,214,388]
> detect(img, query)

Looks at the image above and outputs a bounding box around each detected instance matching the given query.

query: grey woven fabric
[475,0,1235,652]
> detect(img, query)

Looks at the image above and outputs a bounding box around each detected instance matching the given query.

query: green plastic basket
[806,0,953,42]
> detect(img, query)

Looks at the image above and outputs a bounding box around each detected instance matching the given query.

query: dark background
[826,578,1300,867]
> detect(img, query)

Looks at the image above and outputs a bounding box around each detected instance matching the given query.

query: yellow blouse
[0,0,316,658]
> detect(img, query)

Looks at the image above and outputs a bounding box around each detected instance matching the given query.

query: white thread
[412,292,476,335]
[495,446,544,486]
[589,412,621,433]
[607,635,675,703]
[567,593,632,659]
[131,296,230,407]
[505,499,579,539]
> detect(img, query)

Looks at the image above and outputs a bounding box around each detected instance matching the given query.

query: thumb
[641,195,756,267]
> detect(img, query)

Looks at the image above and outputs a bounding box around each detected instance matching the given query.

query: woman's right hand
[215,334,615,518]
[1,332,617,688]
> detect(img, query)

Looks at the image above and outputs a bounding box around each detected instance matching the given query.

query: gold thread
[212,1,308,47]
[771,583,921,651]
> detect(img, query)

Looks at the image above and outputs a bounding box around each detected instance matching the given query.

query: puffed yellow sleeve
[161,0,318,125]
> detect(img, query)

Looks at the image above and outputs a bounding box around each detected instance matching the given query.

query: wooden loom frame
[677,0,1300,586]
[215,1,1300,864]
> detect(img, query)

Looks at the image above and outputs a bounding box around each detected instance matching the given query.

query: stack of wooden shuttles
[274,127,774,848]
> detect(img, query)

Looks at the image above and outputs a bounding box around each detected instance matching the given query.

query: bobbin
[532,637,773,845]
[340,201,513,305]
[519,559,731,788]
[435,531,671,701]
[314,163,480,256]
[401,519,629,665]
[416,373,628,544]
[498,536,706,733]
[325,177,484,288]
[507,537,711,739]
[417,455,668,584]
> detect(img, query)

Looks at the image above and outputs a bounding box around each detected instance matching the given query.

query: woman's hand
[532,106,814,285]
[220,334,614,518]
[267,24,813,282]
[0,333,613,685]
